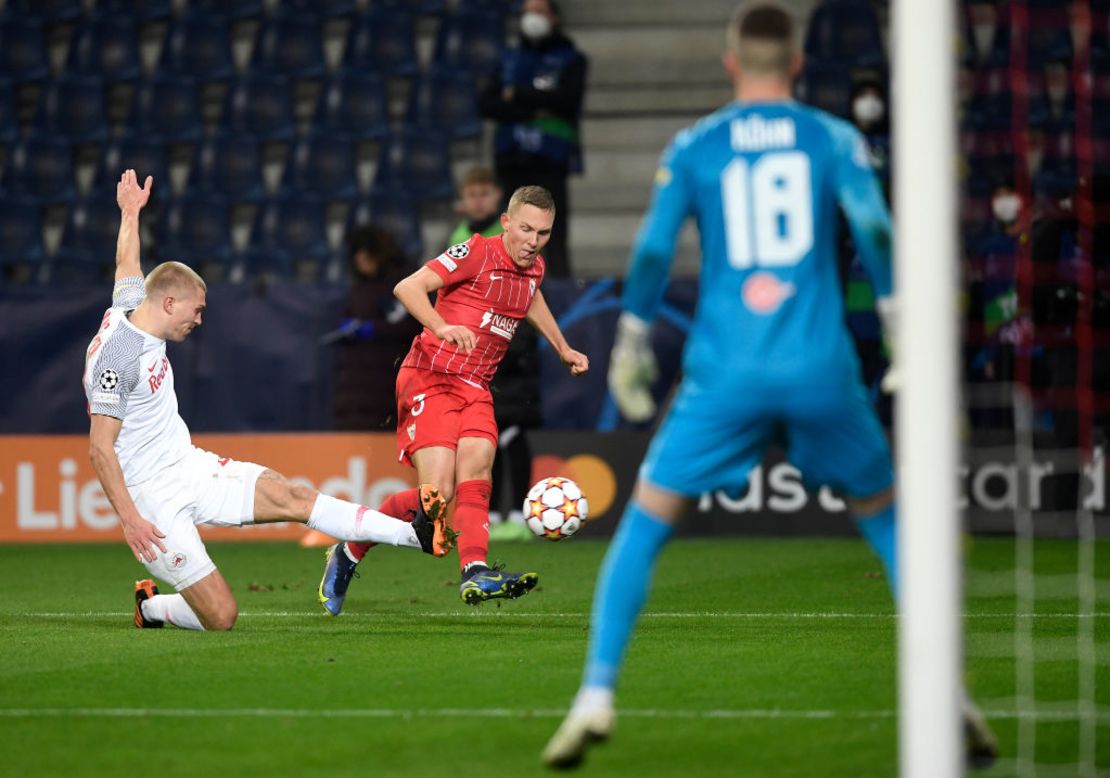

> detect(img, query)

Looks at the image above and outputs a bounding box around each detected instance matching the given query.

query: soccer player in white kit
[84,170,455,631]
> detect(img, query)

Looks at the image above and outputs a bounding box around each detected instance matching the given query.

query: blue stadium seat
[94,138,170,197]
[278,0,356,17]
[252,195,331,272]
[130,76,203,143]
[0,18,50,82]
[0,80,18,145]
[186,0,263,19]
[6,0,82,22]
[348,194,423,259]
[0,199,45,284]
[159,15,236,82]
[433,9,505,75]
[66,18,143,82]
[406,67,482,138]
[8,137,75,202]
[342,11,418,77]
[285,132,358,200]
[52,197,123,281]
[34,76,110,144]
[222,75,296,143]
[92,0,173,20]
[804,0,885,68]
[251,15,327,79]
[372,130,453,201]
[157,195,233,268]
[316,71,390,141]
[377,0,447,15]
[796,61,853,119]
[189,133,265,202]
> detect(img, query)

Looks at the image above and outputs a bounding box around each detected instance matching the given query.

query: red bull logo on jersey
[742,272,795,314]
[148,356,170,394]
[478,310,519,340]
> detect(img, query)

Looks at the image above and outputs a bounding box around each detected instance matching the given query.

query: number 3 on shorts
[411,393,426,417]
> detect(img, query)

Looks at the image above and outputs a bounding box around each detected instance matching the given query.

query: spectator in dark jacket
[478,0,587,278]
[332,226,421,431]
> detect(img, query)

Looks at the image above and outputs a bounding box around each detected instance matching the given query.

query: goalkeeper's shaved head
[727,2,797,77]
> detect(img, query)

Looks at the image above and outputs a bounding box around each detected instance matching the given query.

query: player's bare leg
[543,480,684,768]
[135,569,235,631]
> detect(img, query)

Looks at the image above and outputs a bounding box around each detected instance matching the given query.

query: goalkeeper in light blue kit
[544,2,997,769]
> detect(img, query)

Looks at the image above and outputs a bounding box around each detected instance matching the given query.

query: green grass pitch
[1,537,1106,777]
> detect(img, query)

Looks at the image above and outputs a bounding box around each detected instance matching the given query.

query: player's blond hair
[727,1,797,77]
[145,261,206,300]
[507,185,555,216]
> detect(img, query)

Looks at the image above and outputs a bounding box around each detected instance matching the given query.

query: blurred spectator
[331,225,421,431]
[850,79,890,194]
[478,0,587,278]
[447,166,504,246]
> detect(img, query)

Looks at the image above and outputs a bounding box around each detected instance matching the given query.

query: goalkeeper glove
[876,296,899,394]
[608,312,658,422]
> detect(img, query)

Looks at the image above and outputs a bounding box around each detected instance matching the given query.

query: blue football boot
[318,543,359,616]
[459,563,539,606]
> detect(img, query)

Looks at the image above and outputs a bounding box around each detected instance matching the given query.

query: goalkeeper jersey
[624,100,893,391]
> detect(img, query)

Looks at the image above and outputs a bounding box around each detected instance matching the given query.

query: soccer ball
[523,477,589,541]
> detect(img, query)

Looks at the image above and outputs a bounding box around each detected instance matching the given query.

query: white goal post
[893,0,964,777]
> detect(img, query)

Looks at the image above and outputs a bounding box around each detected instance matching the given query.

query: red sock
[346,488,420,562]
[455,479,492,571]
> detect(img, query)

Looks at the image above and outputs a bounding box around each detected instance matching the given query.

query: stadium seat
[1027,7,1073,68]
[189,134,265,203]
[377,0,447,15]
[406,68,482,138]
[278,0,356,17]
[159,15,236,82]
[130,76,203,144]
[0,199,45,284]
[7,137,75,202]
[804,0,885,68]
[796,61,853,119]
[222,75,296,143]
[251,15,327,80]
[285,132,358,200]
[372,130,454,201]
[34,76,110,144]
[0,80,19,145]
[92,0,173,20]
[432,9,506,75]
[51,197,123,281]
[5,0,82,22]
[94,138,170,198]
[157,195,233,269]
[342,11,419,77]
[66,18,143,83]
[186,0,263,19]
[348,194,423,259]
[316,71,390,141]
[0,18,50,82]
[251,194,331,277]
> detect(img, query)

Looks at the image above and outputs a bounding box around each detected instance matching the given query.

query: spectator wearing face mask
[850,81,890,195]
[478,0,588,278]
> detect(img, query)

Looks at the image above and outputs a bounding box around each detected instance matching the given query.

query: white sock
[463,560,488,577]
[142,593,205,631]
[307,494,420,549]
[572,686,614,714]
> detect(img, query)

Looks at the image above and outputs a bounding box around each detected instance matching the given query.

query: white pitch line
[0,707,1104,722]
[13,611,1110,619]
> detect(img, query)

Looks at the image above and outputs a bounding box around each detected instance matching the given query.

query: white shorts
[130,447,267,590]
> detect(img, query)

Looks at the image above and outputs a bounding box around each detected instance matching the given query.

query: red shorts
[395,367,498,467]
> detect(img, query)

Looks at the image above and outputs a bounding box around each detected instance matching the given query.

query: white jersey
[83,275,192,486]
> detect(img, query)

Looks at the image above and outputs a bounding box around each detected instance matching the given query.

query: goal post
[893,1,964,776]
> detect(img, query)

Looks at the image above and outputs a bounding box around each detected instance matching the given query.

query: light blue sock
[855,503,898,601]
[582,502,675,690]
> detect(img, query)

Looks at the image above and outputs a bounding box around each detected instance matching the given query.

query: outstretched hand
[116,169,152,215]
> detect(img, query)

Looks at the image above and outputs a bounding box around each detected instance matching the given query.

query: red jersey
[401,233,545,388]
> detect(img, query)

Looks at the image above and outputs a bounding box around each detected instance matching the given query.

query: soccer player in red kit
[319,186,589,611]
